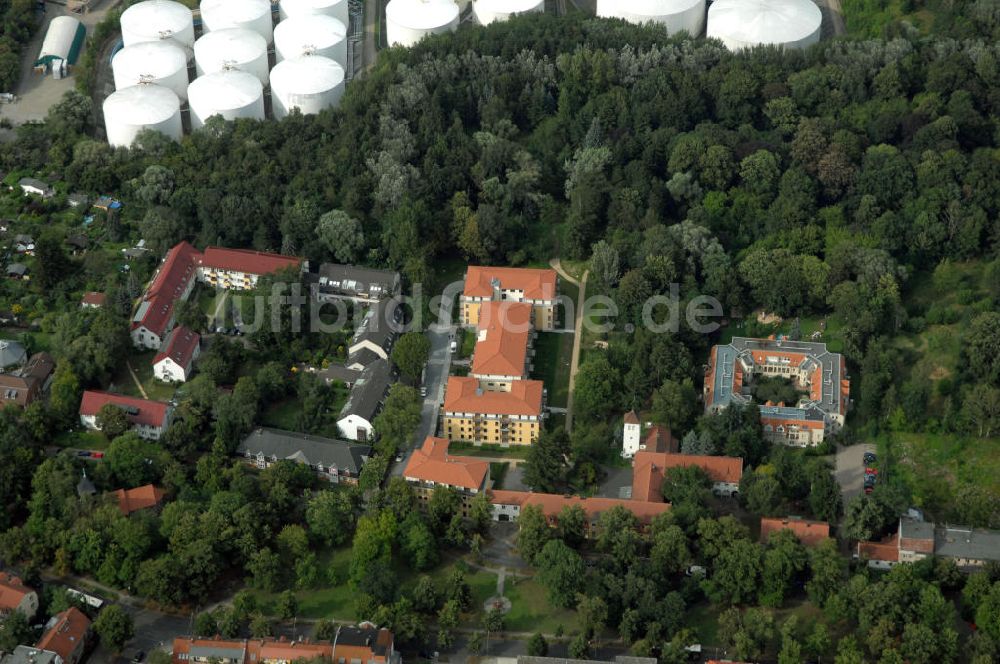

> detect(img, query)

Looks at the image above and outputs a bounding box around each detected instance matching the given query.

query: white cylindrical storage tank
[270,55,345,119]
[194,28,269,85]
[201,0,274,43]
[112,41,190,101]
[120,0,196,48]
[273,14,347,66]
[707,0,822,51]
[278,0,349,24]
[596,0,706,36]
[188,69,265,128]
[386,0,459,47]
[103,84,182,148]
[473,0,544,25]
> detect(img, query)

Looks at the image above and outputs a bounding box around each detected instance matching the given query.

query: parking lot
[835,442,877,501]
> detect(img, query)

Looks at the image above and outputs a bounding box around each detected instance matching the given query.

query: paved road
[391,278,464,477]
[835,442,876,502]
[361,0,378,72]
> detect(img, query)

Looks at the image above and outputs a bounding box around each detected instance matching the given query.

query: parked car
[863,451,877,464]
[865,467,878,477]
[420,385,427,397]
[75,450,91,457]
[450,340,457,353]
[395,452,404,463]
[132,651,145,663]
[91,451,104,459]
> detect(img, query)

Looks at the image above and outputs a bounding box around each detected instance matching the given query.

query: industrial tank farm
[120,0,196,48]
[596,0,706,36]
[278,0,349,24]
[386,0,460,47]
[473,0,544,26]
[194,28,270,85]
[270,55,346,119]
[188,69,266,128]
[200,0,275,43]
[707,0,822,50]
[112,41,190,101]
[273,14,348,66]
[103,84,183,148]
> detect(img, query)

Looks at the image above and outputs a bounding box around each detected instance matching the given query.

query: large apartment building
[857,517,1000,571]
[470,301,534,386]
[402,437,490,516]
[705,336,850,446]
[131,241,302,350]
[171,626,397,664]
[460,266,559,330]
[78,391,172,440]
[443,376,544,446]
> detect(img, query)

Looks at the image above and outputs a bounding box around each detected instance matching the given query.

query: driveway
[835,442,876,502]
[390,278,464,477]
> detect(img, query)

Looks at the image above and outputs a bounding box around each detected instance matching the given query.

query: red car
[91,451,104,459]
[865,467,878,477]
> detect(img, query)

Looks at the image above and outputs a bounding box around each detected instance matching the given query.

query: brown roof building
[0,571,38,620]
[0,351,54,408]
[35,607,91,664]
[760,517,831,547]
[403,437,490,516]
[471,301,534,381]
[171,625,396,664]
[114,484,165,516]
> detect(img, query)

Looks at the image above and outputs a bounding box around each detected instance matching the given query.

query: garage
[34,15,87,76]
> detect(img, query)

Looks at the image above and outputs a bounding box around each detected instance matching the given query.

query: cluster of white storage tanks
[105,0,349,148]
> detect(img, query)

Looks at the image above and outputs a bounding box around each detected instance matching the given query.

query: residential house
[67,193,89,208]
[237,427,372,484]
[705,336,850,446]
[19,177,52,198]
[6,263,29,280]
[443,376,544,446]
[633,451,743,498]
[195,246,302,291]
[131,241,302,350]
[0,351,55,408]
[346,298,401,371]
[13,234,34,255]
[306,363,362,388]
[489,490,670,534]
[760,517,831,547]
[2,647,60,664]
[460,266,559,330]
[64,235,89,255]
[337,359,391,441]
[35,607,91,664]
[171,625,397,664]
[80,292,106,309]
[78,391,172,440]
[114,484,165,516]
[469,301,534,388]
[856,517,1000,570]
[311,262,400,304]
[0,340,27,369]
[622,413,675,459]
[0,571,38,620]
[153,325,201,383]
[402,437,490,516]
[130,241,202,350]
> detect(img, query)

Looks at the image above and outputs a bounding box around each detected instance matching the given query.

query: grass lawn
[54,429,109,451]
[489,462,509,488]
[109,351,178,402]
[501,577,578,635]
[250,548,354,620]
[531,332,573,409]
[261,398,301,430]
[459,327,476,359]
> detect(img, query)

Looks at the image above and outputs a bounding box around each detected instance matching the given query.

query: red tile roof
[444,376,544,416]
[81,291,106,307]
[857,532,900,563]
[624,410,640,425]
[153,325,200,369]
[463,266,557,301]
[36,607,90,660]
[133,241,202,338]
[761,517,831,547]
[0,572,33,613]
[79,390,171,429]
[489,490,670,525]
[471,301,532,378]
[114,484,165,516]
[199,247,301,275]
[651,452,743,484]
[631,451,669,503]
[643,425,676,453]
[403,437,489,492]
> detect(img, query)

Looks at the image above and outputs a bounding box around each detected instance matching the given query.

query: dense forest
[0,0,36,91]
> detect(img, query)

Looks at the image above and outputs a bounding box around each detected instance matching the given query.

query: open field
[531,332,573,409]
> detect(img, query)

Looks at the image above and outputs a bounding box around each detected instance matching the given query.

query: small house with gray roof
[311,262,400,304]
[347,298,403,370]
[337,358,391,442]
